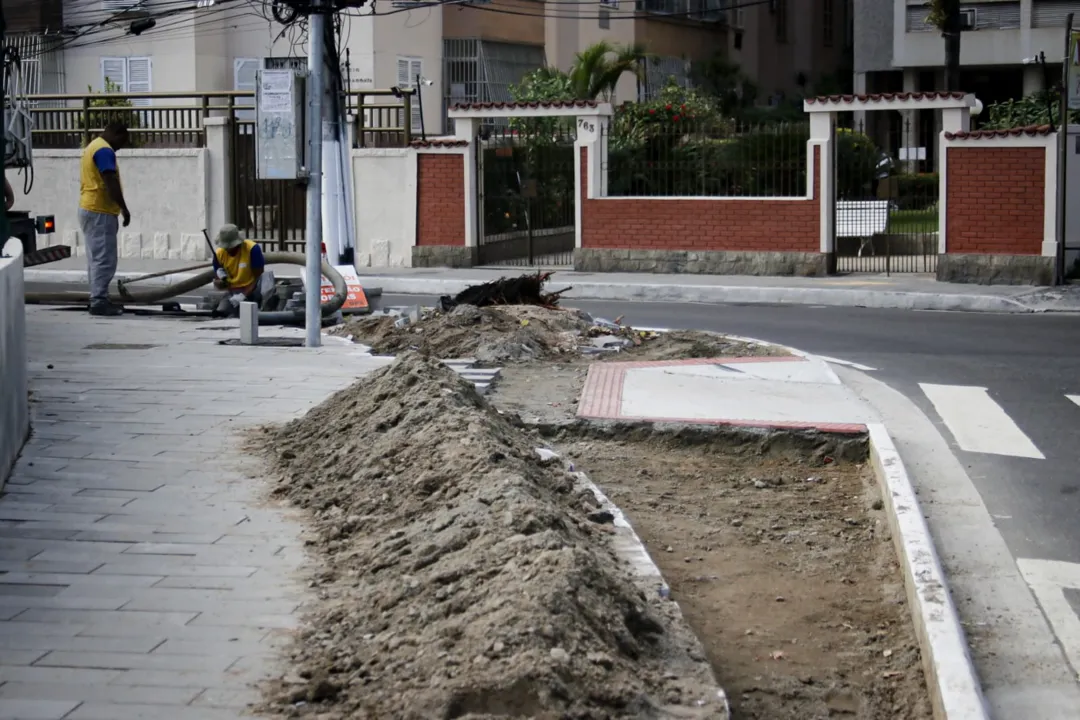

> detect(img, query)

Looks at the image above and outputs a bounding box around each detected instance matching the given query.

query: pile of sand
[256,353,724,719]
[334,305,787,365]
[332,305,599,364]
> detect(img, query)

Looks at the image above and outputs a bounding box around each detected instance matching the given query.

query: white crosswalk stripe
[919,383,1045,460]
[1068,395,1080,408]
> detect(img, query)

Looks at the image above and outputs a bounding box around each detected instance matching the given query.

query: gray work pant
[215,271,276,315]
[79,208,119,306]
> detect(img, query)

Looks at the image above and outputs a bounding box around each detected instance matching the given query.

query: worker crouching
[211,224,276,317]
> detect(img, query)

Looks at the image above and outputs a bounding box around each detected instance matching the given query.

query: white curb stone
[867,423,989,720]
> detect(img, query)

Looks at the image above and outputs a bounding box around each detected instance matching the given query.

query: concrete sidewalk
[0,308,386,719]
[24,257,1080,314]
[577,354,879,430]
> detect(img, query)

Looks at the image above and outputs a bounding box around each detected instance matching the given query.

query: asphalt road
[379,293,1080,568]
[26,282,1080,567]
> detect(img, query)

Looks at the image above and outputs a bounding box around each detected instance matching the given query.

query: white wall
[11,150,212,261]
[0,239,28,489]
[351,149,417,267]
[370,8,445,136]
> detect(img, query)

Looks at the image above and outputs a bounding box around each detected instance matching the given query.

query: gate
[834,112,939,274]
[476,125,576,266]
[230,120,308,252]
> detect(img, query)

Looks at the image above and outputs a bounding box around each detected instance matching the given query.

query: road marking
[815,355,877,371]
[1068,395,1080,408]
[919,383,1045,459]
[1017,559,1080,680]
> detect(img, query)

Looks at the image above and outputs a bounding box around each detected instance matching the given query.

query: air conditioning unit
[960,7,977,30]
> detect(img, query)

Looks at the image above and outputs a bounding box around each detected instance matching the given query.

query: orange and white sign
[305,265,368,312]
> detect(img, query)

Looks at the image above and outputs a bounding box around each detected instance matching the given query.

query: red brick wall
[946,146,1045,255]
[416,153,466,246]
[580,146,820,252]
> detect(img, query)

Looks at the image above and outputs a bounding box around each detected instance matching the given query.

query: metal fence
[602,121,810,198]
[21,90,412,150]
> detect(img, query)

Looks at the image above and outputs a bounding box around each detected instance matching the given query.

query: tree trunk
[942,0,962,91]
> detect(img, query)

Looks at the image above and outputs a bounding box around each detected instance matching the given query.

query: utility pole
[0,1,9,249]
[305,0,327,347]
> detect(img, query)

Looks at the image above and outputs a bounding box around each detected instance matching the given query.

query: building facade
[7,0,847,133]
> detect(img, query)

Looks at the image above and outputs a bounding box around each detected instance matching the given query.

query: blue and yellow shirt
[79,137,122,216]
[213,240,265,291]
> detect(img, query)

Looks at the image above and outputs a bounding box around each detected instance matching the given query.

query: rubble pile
[332,304,657,364]
[257,353,724,719]
[439,271,571,310]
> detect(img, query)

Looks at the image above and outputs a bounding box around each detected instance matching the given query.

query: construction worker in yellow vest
[79,121,131,317]
[211,224,275,316]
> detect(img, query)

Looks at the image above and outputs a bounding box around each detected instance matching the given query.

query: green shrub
[84,78,142,146]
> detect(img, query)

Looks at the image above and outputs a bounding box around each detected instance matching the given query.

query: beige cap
[214,224,242,250]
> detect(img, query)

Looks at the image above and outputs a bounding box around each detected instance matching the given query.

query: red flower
[681,104,687,111]
[665,104,672,111]
[648,108,656,115]
[672,114,681,122]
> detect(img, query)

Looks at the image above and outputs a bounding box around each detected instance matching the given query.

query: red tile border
[576,357,866,434]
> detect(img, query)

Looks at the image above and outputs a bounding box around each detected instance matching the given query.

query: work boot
[89,302,123,317]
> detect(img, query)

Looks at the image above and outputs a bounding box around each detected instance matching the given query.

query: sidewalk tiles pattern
[0,308,388,720]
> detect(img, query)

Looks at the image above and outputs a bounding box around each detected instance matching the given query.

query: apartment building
[856,0,1073,113]
[6,0,848,134]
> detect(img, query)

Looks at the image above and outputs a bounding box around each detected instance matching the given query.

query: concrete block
[120,232,142,258]
[239,302,258,344]
[151,233,171,260]
[0,681,201,706]
[372,239,391,267]
[178,233,206,261]
[64,702,242,720]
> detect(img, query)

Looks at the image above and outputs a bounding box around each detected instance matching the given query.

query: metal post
[0,2,8,250]
[305,0,327,347]
[1058,14,1074,286]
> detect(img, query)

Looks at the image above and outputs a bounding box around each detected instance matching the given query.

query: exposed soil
[253,353,727,720]
[333,305,787,366]
[548,428,932,720]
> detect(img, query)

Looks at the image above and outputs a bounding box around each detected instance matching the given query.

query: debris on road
[255,353,726,719]
[334,301,788,366]
[438,270,570,310]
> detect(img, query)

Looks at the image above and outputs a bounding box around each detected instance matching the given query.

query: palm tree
[568,41,652,102]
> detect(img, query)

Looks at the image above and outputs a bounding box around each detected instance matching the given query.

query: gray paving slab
[0,682,201,706]
[0,698,81,720]
[2,309,395,717]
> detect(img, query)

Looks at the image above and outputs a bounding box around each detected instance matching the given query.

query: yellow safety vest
[79,137,122,216]
[215,240,259,290]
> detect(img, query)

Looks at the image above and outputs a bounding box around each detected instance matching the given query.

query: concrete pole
[305,0,327,347]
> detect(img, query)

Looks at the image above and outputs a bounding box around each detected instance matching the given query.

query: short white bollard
[239,301,259,345]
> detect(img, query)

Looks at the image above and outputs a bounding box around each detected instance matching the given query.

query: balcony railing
[635,0,727,22]
[19,90,414,149]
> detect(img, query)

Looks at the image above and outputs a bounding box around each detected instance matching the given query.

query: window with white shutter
[396,55,423,133]
[100,56,152,106]
[100,57,127,93]
[234,58,259,122]
[126,57,152,107]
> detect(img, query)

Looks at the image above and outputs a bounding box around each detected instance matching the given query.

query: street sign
[316,265,369,313]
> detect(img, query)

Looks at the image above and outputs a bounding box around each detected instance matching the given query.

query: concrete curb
[24,269,1040,313]
[866,423,989,720]
[536,448,731,718]
[359,276,1037,314]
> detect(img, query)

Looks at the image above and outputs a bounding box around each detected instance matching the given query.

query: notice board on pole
[255,69,306,180]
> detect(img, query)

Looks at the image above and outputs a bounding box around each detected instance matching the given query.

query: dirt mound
[335,305,787,365]
[607,330,789,362]
[332,305,595,364]
[256,353,725,719]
